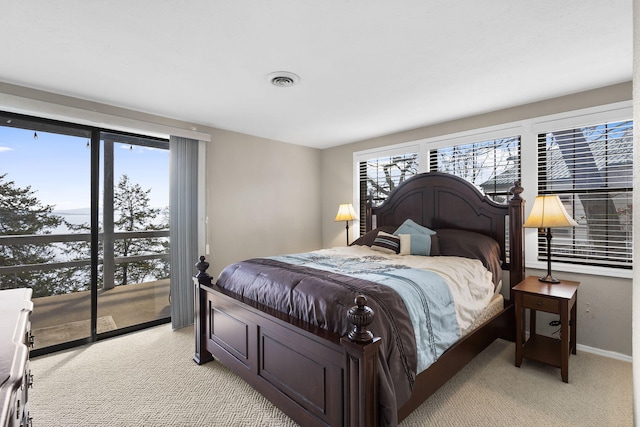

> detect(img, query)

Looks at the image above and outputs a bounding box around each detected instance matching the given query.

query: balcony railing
[1,230,171,351]
[0,230,169,290]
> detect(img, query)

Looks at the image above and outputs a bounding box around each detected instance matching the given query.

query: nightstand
[514,276,579,382]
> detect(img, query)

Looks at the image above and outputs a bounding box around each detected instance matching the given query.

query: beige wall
[321,82,633,356]
[0,82,323,280]
[321,82,631,248]
[204,128,321,277]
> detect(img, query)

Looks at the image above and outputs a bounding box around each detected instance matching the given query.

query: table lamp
[523,195,578,283]
[335,203,357,245]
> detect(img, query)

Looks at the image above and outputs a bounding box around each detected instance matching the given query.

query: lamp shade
[335,203,357,222]
[523,195,578,228]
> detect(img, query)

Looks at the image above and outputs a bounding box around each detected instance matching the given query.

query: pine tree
[0,173,65,296]
[60,174,170,289]
[113,174,169,287]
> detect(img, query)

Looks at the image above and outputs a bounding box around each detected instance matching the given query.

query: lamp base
[538,275,561,284]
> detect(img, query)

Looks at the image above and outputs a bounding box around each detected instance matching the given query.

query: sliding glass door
[0,112,170,354]
[97,133,170,331]
[0,116,93,349]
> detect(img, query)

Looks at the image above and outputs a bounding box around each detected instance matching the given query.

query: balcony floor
[31,279,170,349]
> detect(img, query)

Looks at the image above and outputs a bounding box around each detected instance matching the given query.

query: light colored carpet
[32,316,118,348]
[30,324,632,426]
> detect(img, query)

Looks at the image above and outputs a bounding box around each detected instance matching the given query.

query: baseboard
[577,343,632,363]
[521,332,631,363]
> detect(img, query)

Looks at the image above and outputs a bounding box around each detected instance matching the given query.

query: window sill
[525,260,632,280]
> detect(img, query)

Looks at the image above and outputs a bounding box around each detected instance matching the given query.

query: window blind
[537,120,633,268]
[358,153,418,234]
[169,135,199,329]
[428,136,521,204]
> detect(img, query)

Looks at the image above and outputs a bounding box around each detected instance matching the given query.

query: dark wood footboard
[194,269,381,426]
[195,275,514,426]
[194,263,515,426]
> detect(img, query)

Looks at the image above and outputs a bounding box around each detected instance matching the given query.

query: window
[357,152,419,234]
[352,102,632,276]
[536,120,633,269]
[428,136,521,204]
[354,135,521,236]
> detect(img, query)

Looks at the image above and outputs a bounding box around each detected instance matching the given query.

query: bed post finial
[347,295,375,343]
[509,180,524,200]
[195,256,212,285]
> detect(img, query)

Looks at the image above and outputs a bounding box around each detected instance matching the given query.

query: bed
[193,171,525,426]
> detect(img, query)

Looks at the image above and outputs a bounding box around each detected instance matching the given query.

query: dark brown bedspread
[216,257,418,426]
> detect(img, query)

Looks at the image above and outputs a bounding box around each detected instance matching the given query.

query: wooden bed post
[193,256,214,365]
[341,295,381,427]
[508,181,525,301]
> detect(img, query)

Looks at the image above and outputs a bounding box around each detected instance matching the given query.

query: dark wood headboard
[365,172,525,294]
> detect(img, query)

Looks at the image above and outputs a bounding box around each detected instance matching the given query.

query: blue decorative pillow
[370,231,401,254]
[393,219,436,237]
[398,233,433,256]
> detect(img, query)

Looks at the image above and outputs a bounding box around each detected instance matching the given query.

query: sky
[0,125,169,211]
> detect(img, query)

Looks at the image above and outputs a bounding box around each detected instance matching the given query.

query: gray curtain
[169,136,199,329]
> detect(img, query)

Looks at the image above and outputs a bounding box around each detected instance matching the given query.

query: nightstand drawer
[521,293,559,313]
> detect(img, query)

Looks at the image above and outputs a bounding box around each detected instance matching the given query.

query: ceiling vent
[266,71,300,87]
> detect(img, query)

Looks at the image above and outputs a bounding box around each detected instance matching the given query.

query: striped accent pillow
[370,231,401,254]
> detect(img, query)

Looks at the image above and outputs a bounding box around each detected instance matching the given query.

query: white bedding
[316,245,496,336]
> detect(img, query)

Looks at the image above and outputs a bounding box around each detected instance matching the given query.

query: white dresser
[0,288,33,427]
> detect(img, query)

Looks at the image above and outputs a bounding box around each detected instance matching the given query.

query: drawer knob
[536,301,543,306]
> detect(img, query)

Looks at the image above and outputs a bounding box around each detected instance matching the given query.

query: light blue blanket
[270,253,460,373]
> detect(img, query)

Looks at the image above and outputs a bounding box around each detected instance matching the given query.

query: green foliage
[0,173,62,235]
[0,173,66,295]
[61,174,170,288]
[112,174,169,287]
[0,172,170,296]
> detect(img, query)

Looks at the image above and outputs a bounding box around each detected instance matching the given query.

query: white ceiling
[1,1,633,149]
